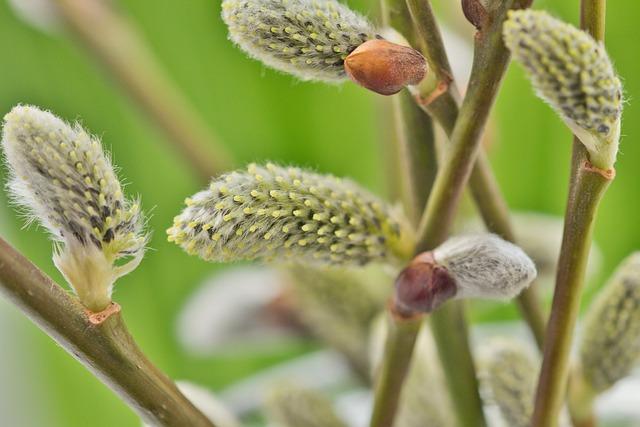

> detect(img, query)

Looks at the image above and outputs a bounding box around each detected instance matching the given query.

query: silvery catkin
[1,105,147,311]
[504,10,623,170]
[395,234,537,313]
[168,163,411,266]
[434,234,537,300]
[221,0,377,81]
[579,252,640,392]
[265,383,348,427]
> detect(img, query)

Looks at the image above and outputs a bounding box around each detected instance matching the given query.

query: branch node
[583,161,616,180]
[86,302,121,325]
[413,78,451,107]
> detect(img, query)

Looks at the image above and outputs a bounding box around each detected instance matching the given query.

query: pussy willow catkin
[579,252,640,392]
[286,265,387,375]
[1,105,146,311]
[482,340,538,427]
[266,383,348,427]
[395,234,537,313]
[221,0,377,81]
[434,234,537,300]
[504,10,622,169]
[168,163,411,265]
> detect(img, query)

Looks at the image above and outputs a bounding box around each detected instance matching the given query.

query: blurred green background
[0,0,637,426]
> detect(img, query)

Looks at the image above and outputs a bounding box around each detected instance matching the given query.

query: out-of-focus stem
[54,0,232,181]
[391,92,438,224]
[369,307,423,427]
[0,237,215,426]
[532,2,609,426]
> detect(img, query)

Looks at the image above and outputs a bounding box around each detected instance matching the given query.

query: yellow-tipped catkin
[168,163,411,266]
[265,383,348,427]
[481,340,538,427]
[222,0,377,82]
[579,252,640,393]
[285,265,389,377]
[1,105,147,311]
[504,10,623,169]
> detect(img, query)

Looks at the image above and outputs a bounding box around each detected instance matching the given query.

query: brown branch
[0,237,215,427]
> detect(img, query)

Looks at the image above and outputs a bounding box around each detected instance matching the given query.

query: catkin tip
[504,10,623,169]
[1,105,147,311]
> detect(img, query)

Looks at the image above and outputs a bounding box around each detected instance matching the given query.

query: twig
[407,0,546,347]
[369,305,423,427]
[0,237,216,427]
[371,0,539,425]
[391,91,439,225]
[531,2,609,426]
[53,0,232,181]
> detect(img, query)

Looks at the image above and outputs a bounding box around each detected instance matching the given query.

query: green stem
[532,2,608,426]
[408,0,546,348]
[369,308,423,427]
[0,237,216,427]
[531,162,611,427]
[391,91,438,224]
[54,0,232,181]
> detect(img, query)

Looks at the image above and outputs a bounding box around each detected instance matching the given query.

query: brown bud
[394,252,457,315]
[461,0,489,30]
[344,39,427,96]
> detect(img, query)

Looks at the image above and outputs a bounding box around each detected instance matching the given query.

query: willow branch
[407,0,546,348]
[369,307,423,427]
[54,0,232,181]
[0,237,215,427]
[532,2,609,426]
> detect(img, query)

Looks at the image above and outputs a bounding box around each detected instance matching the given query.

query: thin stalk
[0,237,215,427]
[367,4,439,424]
[531,162,611,427]
[369,307,423,427]
[54,0,232,181]
[532,2,609,426]
[391,91,438,224]
[373,0,538,425]
[407,0,546,348]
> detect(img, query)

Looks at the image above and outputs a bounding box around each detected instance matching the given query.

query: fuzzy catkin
[504,10,622,169]
[168,163,411,266]
[579,252,640,392]
[433,234,537,300]
[1,105,146,311]
[286,265,388,377]
[265,383,348,427]
[482,340,538,427]
[221,0,378,82]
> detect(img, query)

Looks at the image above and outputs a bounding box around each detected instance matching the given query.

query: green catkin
[579,252,640,393]
[503,10,623,169]
[221,0,378,82]
[286,265,389,377]
[168,163,411,266]
[265,383,348,427]
[1,105,147,311]
[482,340,538,427]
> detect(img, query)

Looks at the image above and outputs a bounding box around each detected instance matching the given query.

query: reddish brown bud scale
[461,0,488,30]
[344,39,427,96]
[394,252,457,316]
